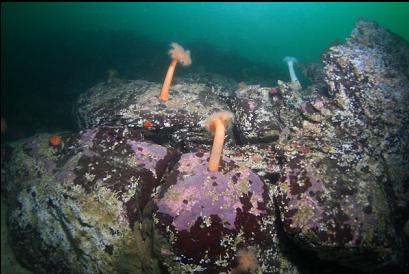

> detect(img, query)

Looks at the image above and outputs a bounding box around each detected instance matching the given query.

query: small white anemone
[283,56,299,82]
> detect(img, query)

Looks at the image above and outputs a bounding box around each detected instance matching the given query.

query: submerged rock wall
[2,20,408,274]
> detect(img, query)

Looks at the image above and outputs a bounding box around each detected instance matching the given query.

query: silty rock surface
[151,152,298,274]
[275,19,409,272]
[298,62,329,96]
[1,126,178,274]
[224,144,282,185]
[75,73,237,152]
[173,72,238,105]
[230,83,303,144]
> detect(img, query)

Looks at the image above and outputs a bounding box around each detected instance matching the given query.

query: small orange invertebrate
[49,135,62,147]
[231,248,258,274]
[143,120,154,129]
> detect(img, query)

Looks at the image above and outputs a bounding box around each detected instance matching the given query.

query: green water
[2,2,409,67]
[1,2,409,141]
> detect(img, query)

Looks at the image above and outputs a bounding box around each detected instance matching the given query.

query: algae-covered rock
[75,73,237,152]
[1,126,178,273]
[230,82,304,144]
[324,20,409,212]
[151,152,298,274]
[223,144,282,185]
[275,19,409,272]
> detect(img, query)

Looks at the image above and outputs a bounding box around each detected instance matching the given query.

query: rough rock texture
[224,144,282,185]
[325,20,409,212]
[298,62,328,96]
[151,152,298,274]
[230,83,303,144]
[275,20,409,272]
[173,72,238,105]
[75,73,237,152]
[1,196,33,274]
[1,126,178,273]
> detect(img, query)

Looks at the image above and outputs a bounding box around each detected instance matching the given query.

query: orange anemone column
[159,59,178,102]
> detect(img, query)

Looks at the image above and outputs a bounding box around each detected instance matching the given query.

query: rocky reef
[276,19,409,272]
[152,152,294,273]
[75,73,238,152]
[1,127,179,273]
[1,20,408,274]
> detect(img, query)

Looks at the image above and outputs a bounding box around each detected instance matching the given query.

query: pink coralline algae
[279,164,326,232]
[127,140,168,178]
[153,152,275,271]
[155,152,266,231]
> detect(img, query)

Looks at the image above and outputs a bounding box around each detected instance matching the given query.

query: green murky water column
[2,2,409,67]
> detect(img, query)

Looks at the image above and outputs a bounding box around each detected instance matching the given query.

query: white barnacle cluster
[214,254,229,267]
[84,172,96,182]
[201,215,212,228]
[219,234,235,248]
[121,176,140,202]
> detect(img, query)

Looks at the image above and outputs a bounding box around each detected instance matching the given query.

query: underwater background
[1,3,409,274]
[1,2,409,141]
